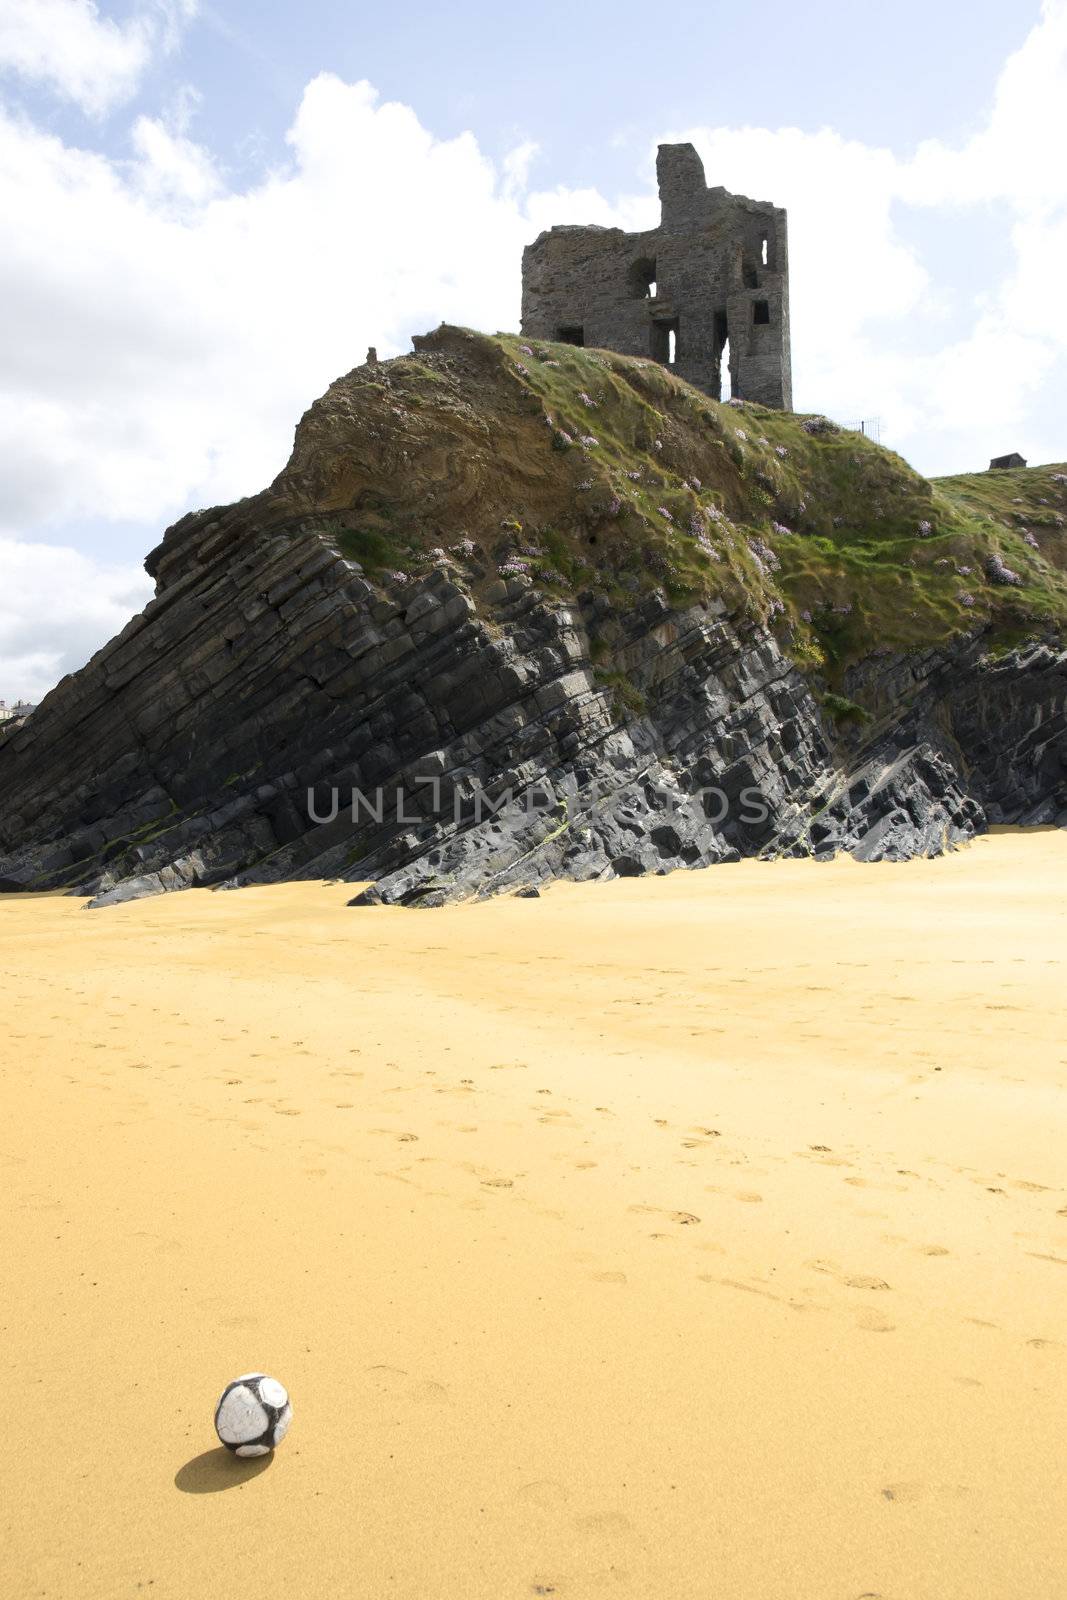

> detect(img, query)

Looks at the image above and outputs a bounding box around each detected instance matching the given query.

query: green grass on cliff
[290,326,1067,680]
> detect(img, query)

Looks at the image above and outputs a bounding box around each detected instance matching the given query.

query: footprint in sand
[364,1365,449,1403]
[516,1480,570,1510]
[856,1310,897,1333]
[806,1259,891,1291]
[629,1204,700,1225]
[705,1185,763,1204]
[706,1276,791,1307]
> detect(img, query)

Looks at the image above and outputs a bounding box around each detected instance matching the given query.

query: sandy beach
[2,829,1066,1599]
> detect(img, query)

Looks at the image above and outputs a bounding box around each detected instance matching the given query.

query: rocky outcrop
[0,328,1064,907]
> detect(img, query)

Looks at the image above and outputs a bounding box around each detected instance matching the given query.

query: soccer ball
[214,1373,292,1458]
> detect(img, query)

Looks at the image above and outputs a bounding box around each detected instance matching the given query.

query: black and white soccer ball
[214,1373,292,1458]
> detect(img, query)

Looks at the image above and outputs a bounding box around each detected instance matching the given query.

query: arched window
[628,257,657,299]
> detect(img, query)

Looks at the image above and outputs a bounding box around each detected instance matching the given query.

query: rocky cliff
[1,325,1064,907]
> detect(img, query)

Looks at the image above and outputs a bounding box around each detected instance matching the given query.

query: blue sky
[31,1,1032,183]
[1,0,1065,701]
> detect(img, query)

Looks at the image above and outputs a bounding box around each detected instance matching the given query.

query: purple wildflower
[985,552,1023,586]
[748,536,780,573]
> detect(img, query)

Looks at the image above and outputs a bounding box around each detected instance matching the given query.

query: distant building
[522,143,792,409]
[0,698,35,727]
[989,452,1027,469]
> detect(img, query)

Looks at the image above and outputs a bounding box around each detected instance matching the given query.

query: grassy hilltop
[271,326,1067,683]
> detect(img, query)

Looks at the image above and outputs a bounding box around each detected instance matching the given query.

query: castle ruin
[521,143,792,409]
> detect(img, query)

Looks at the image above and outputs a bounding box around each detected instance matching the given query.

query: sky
[1,0,1066,703]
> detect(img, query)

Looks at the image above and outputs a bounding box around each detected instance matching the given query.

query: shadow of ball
[174,1446,273,1494]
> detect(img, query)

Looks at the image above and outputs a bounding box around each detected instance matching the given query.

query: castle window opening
[754,300,771,325]
[557,324,585,346]
[713,308,731,401]
[761,236,769,266]
[650,316,679,367]
[628,257,657,299]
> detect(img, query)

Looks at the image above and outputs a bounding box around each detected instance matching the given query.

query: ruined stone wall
[521,143,792,409]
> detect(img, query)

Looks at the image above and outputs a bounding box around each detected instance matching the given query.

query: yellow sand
[2,830,1066,1598]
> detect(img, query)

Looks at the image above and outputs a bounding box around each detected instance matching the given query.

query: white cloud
[0,74,557,541]
[0,0,197,118]
[1,7,1067,706]
[0,536,152,702]
[660,1,1067,460]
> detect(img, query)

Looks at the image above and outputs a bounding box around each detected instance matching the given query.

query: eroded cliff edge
[1,326,1064,906]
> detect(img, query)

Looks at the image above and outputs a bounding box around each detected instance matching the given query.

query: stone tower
[521,143,792,409]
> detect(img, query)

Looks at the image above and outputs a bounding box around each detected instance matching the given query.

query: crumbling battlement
[521,143,792,409]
